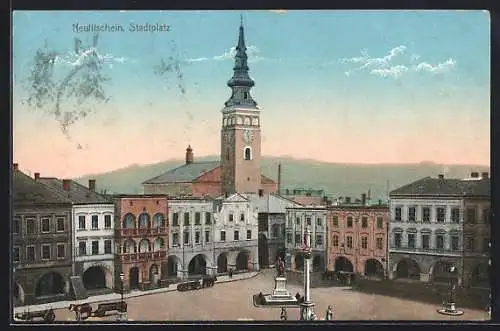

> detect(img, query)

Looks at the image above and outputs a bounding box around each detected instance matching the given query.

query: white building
[285,206,328,273]
[167,193,258,280]
[388,173,489,284]
[37,177,115,291]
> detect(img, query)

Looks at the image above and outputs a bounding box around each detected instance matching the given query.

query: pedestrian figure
[325,305,333,320]
[280,307,288,320]
[228,268,233,279]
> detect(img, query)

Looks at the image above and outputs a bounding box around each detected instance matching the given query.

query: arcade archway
[188,254,207,275]
[236,251,250,271]
[129,267,140,289]
[431,260,457,283]
[313,255,324,272]
[82,266,107,290]
[334,256,353,272]
[35,272,65,297]
[13,282,25,305]
[217,253,228,273]
[295,253,304,271]
[166,256,181,278]
[395,258,421,280]
[365,259,385,278]
[258,234,269,268]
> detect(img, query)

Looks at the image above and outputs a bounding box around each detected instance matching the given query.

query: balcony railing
[389,245,462,254]
[116,227,167,237]
[119,250,167,262]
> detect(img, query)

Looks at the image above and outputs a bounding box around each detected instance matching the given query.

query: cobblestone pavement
[51,269,489,321]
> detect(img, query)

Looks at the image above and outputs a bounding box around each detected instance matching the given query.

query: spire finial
[240,13,243,27]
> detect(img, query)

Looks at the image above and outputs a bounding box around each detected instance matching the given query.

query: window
[205,212,211,225]
[240,213,245,222]
[332,216,338,227]
[376,237,383,250]
[79,242,86,255]
[332,235,339,247]
[229,214,234,222]
[26,246,35,262]
[436,235,444,250]
[78,216,86,230]
[195,212,201,225]
[13,218,20,234]
[183,232,190,245]
[407,234,415,249]
[195,231,201,244]
[306,218,311,226]
[91,215,98,229]
[451,208,460,224]
[272,224,279,238]
[91,241,99,255]
[246,230,252,240]
[466,237,475,251]
[436,208,445,223]
[408,207,416,222]
[483,208,490,223]
[296,217,300,225]
[316,235,323,246]
[205,231,210,243]
[172,213,179,226]
[41,244,51,260]
[376,217,383,229]
[104,240,112,254]
[394,233,402,248]
[104,215,112,229]
[347,217,353,228]
[183,212,190,226]
[57,217,65,232]
[295,234,301,245]
[244,147,251,160]
[395,207,402,221]
[361,237,368,249]
[317,218,322,226]
[361,217,368,228]
[57,244,65,258]
[234,230,239,241]
[13,247,20,262]
[41,217,50,233]
[346,236,353,249]
[172,233,179,246]
[422,207,430,223]
[422,234,430,250]
[286,233,292,244]
[466,208,476,223]
[451,236,459,251]
[220,231,226,241]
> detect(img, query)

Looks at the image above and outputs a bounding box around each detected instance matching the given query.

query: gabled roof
[142,161,220,184]
[38,178,112,204]
[216,192,249,202]
[13,170,72,205]
[260,174,276,184]
[390,177,490,198]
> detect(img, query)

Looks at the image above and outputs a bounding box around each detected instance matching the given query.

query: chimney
[62,179,71,191]
[185,145,194,164]
[438,174,444,179]
[34,172,40,180]
[13,163,18,171]
[471,172,479,178]
[277,163,282,195]
[361,193,367,206]
[481,172,489,179]
[88,179,96,191]
[345,197,351,204]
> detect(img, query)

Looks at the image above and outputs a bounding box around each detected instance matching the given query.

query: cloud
[269,10,288,14]
[341,46,457,79]
[54,49,130,68]
[185,45,274,64]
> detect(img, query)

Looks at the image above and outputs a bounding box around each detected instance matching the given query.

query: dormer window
[244,147,251,160]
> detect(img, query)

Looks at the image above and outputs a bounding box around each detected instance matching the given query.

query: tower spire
[224,17,257,108]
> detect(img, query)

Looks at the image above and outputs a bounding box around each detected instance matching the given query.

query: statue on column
[276,257,285,277]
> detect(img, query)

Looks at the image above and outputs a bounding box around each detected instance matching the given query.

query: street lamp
[437,265,463,316]
[120,272,124,305]
[117,272,127,321]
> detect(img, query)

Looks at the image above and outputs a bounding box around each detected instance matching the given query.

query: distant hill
[73,156,489,201]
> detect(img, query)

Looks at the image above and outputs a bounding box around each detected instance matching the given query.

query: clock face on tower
[243,129,253,144]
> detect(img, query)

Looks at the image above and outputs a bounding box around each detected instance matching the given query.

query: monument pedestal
[437,302,464,316]
[262,276,298,305]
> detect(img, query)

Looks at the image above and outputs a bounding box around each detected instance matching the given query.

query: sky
[12,10,490,178]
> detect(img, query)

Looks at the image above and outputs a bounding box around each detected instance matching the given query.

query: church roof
[142,161,220,184]
[390,176,490,198]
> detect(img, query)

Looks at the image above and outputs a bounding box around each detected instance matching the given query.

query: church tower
[221,18,262,195]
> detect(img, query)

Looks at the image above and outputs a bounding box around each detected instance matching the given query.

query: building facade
[285,207,328,273]
[12,166,73,305]
[388,173,490,285]
[326,201,389,278]
[38,177,116,292]
[142,22,278,198]
[113,195,169,291]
